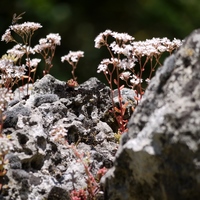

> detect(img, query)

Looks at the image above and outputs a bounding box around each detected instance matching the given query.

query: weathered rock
[103,29,200,199]
[1,75,119,200]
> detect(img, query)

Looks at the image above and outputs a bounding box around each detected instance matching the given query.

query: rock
[102,29,200,199]
[2,75,118,199]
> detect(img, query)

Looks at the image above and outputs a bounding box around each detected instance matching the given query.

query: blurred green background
[0,0,199,84]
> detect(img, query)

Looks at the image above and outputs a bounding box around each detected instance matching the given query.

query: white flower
[94,29,112,48]
[46,33,61,45]
[119,58,136,70]
[34,34,61,53]
[130,75,143,85]
[7,44,25,59]
[172,38,182,47]
[97,58,110,73]
[14,64,26,78]
[120,71,131,80]
[49,124,68,144]
[111,31,134,43]
[26,58,41,68]
[145,78,150,83]
[39,38,47,44]
[1,29,13,43]
[61,51,84,63]
[10,22,42,34]
[157,45,167,53]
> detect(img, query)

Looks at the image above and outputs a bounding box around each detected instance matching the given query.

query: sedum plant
[94,29,182,134]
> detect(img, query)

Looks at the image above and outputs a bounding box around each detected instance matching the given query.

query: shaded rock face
[103,29,200,200]
[2,75,119,199]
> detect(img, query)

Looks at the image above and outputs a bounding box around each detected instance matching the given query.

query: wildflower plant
[61,51,84,87]
[1,13,61,91]
[33,33,61,75]
[94,29,182,134]
[69,145,107,200]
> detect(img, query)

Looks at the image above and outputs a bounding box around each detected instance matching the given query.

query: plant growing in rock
[61,51,84,87]
[33,33,61,75]
[1,13,61,91]
[2,13,42,86]
[70,145,104,200]
[94,29,182,134]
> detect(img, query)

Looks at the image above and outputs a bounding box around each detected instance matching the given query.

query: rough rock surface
[1,75,119,200]
[102,29,200,199]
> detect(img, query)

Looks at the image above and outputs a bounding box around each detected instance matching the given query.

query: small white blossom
[120,71,131,80]
[7,44,25,59]
[130,74,143,86]
[39,38,47,44]
[145,78,150,83]
[46,33,61,45]
[61,51,84,63]
[172,38,182,47]
[49,124,68,144]
[10,22,42,34]
[157,45,167,52]
[111,31,134,43]
[119,58,136,70]
[26,58,41,68]
[94,29,112,48]
[33,33,61,53]
[1,29,13,43]
[97,58,110,73]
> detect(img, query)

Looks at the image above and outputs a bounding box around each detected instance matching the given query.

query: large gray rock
[2,75,119,200]
[103,29,200,199]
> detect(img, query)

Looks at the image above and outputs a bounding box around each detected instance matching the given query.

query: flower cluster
[0,54,26,88]
[10,22,42,35]
[33,33,61,75]
[61,51,84,81]
[61,51,84,63]
[6,44,26,59]
[95,29,182,133]
[94,29,134,49]
[95,30,182,87]
[49,124,68,144]
[1,29,14,43]
[132,37,182,57]
[33,33,61,53]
